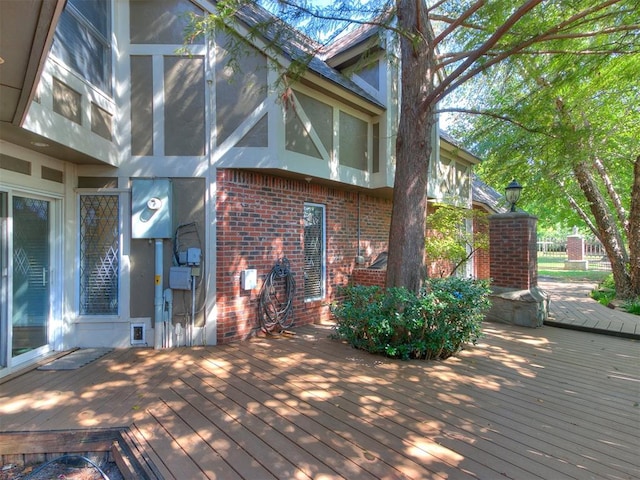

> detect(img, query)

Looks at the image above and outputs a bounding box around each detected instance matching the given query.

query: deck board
[197,349,450,480]
[2,322,639,480]
[227,334,582,479]
[168,376,307,480]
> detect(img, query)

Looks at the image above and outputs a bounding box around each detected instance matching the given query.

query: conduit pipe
[154,239,164,349]
[163,288,173,348]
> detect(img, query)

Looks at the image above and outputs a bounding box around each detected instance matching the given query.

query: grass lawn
[537,255,610,282]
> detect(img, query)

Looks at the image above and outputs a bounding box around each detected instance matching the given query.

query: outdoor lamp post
[505,179,523,212]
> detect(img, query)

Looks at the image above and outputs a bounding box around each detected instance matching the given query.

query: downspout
[154,239,164,349]
[357,192,361,258]
[356,192,364,264]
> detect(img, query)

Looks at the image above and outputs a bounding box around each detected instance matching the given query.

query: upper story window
[52,0,112,94]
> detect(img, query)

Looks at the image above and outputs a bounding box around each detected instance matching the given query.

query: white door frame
[0,188,62,374]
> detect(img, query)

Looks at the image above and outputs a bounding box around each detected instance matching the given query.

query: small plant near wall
[332,277,491,360]
[592,273,640,315]
[425,204,489,277]
[591,274,616,307]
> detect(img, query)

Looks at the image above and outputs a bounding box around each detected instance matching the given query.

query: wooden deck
[1,322,639,479]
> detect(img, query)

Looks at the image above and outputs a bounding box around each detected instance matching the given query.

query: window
[303,203,325,301]
[52,0,111,93]
[79,195,119,315]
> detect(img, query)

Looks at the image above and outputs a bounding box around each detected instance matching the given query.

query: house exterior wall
[1,0,484,377]
[216,169,391,343]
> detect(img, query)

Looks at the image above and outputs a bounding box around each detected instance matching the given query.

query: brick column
[566,235,584,261]
[489,212,538,290]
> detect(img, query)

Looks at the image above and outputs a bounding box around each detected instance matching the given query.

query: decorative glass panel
[12,197,50,357]
[303,204,325,301]
[80,195,119,315]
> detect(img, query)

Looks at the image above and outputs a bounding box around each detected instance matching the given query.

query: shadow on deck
[1,322,639,479]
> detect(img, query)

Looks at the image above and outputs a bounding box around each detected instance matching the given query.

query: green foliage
[590,274,640,315]
[426,204,489,277]
[623,298,640,315]
[591,274,617,307]
[332,278,491,360]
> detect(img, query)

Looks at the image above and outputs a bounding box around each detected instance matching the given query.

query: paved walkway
[539,278,640,339]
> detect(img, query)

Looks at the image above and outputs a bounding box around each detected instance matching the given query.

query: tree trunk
[628,155,640,297]
[573,160,633,298]
[386,0,435,293]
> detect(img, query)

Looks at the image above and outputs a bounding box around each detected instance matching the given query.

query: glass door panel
[0,193,7,368]
[12,196,50,357]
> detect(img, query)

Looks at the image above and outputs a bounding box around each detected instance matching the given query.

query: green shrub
[623,298,640,315]
[332,277,491,360]
[591,273,616,306]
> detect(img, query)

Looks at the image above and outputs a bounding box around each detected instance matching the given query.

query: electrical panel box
[131,179,172,239]
[241,269,257,290]
[187,247,201,265]
[169,266,192,290]
[178,248,201,265]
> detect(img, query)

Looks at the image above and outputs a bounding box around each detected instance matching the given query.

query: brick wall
[489,212,538,290]
[473,205,491,280]
[216,169,391,343]
[425,204,455,278]
[566,235,585,261]
[352,268,386,287]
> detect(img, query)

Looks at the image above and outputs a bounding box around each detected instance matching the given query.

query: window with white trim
[52,0,112,93]
[303,203,325,301]
[79,195,119,315]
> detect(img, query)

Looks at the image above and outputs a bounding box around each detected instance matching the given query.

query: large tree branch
[592,154,629,236]
[428,13,489,33]
[421,0,545,109]
[433,0,485,47]
[539,23,640,40]
[425,0,627,107]
[435,107,554,136]
[437,47,639,68]
[550,175,600,237]
[565,190,600,238]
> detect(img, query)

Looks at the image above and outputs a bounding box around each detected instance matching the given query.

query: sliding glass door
[0,191,56,372]
[12,195,51,358]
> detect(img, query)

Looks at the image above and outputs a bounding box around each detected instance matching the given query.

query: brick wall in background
[473,205,491,280]
[352,268,386,287]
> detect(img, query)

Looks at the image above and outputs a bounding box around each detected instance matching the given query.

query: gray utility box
[131,179,172,239]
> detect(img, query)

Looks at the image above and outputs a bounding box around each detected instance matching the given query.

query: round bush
[332,277,491,360]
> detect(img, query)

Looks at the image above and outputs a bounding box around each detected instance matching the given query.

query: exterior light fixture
[505,179,522,212]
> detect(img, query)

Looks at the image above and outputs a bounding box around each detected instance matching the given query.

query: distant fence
[537,236,611,271]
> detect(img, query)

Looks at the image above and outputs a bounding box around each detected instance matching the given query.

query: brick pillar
[566,235,584,261]
[489,212,538,290]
